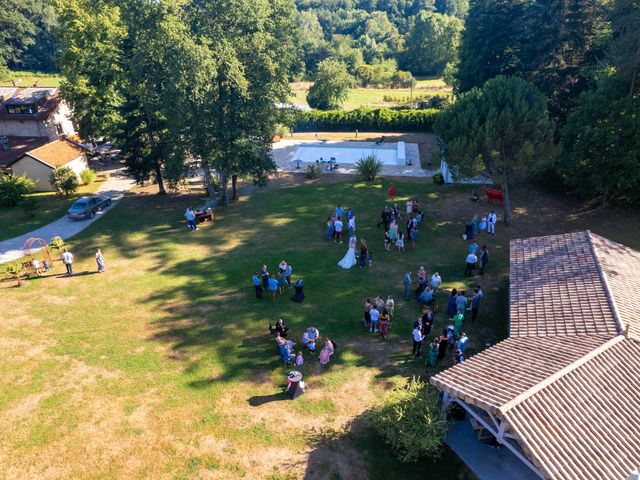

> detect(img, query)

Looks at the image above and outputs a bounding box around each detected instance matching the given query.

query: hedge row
[294,107,439,132]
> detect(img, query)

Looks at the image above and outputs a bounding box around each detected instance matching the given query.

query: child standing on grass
[396,232,405,252]
[95,248,106,273]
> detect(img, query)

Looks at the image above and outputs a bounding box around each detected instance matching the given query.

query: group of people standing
[253,261,293,300]
[464,240,490,276]
[31,247,105,276]
[464,210,497,240]
[363,295,395,337]
[326,205,356,244]
[378,199,422,253]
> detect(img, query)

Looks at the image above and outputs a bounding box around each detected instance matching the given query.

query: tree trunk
[203,162,215,198]
[153,157,166,194]
[219,173,229,206]
[629,33,640,96]
[231,174,238,201]
[502,181,512,225]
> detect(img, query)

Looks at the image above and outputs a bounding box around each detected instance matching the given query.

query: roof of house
[507,336,640,480]
[0,87,63,121]
[430,335,606,415]
[509,231,623,338]
[19,138,85,168]
[431,231,640,480]
[0,136,49,168]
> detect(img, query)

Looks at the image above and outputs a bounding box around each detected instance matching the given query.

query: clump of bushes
[295,107,439,132]
[49,236,65,251]
[49,166,79,196]
[80,168,96,185]
[356,154,383,181]
[432,173,445,184]
[369,377,446,463]
[305,163,323,179]
[0,173,35,206]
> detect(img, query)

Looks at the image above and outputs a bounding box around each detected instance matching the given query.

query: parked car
[67,195,112,220]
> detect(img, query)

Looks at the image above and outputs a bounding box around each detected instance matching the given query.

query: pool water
[293,144,401,166]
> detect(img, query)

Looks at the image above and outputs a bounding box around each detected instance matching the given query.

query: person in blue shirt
[285,263,293,285]
[457,331,469,352]
[468,240,480,255]
[336,205,344,219]
[252,273,262,299]
[268,275,278,301]
[418,287,434,307]
[403,272,411,301]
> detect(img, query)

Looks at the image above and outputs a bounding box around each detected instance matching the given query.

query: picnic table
[195,208,214,224]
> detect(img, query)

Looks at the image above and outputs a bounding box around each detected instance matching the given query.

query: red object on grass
[389,183,396,198]
[482,186,504,205]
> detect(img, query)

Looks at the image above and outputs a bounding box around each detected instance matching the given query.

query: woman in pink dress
[319,339,335,365]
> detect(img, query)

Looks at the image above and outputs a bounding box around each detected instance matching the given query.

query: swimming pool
[293,143,404,166]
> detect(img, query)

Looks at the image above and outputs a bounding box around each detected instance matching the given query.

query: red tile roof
[22,139,85,168]
[0,136,49,168]
[509,232,621,338]
[431,231,640,480]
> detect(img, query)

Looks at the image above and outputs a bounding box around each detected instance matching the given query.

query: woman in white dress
[338,235,358,269]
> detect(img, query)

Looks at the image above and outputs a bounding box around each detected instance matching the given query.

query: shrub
[305,163,323,179]
[295,108,439,132]
[49,236,65,251]
[432,173,444,184]
[356,154,383,181]
[0,173,35,207]
[49,167,79,196]
[369,377,446,463]
[21,196,38,217]
[79,168,96,185]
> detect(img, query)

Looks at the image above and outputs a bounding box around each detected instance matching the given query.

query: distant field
[290,78,452,110]
[0,71,63,87]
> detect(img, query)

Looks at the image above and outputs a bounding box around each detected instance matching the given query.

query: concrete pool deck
[272,140,435,177]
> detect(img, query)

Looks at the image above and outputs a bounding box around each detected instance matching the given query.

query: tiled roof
[431,231,640,480]
[507,336,640,480]
[509,232,620,338]
[430,335,606,415]
[590,233,640,340]
[21,139,85,168]
[0,87,62,121]
[0,136,49,168]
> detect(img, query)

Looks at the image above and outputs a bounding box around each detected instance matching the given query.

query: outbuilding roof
[431,231,640,480]
[20,138,85,168]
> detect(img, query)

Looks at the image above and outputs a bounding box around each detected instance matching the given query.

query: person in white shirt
[61,249,74,274]
[412,327,425,358]
[334,219,344,243]
[465,252,477,276]
[430,272,442,293]
[406,199,413,215]
[487,210,497,235]
[32,258,42,275]
[348,216,356,238]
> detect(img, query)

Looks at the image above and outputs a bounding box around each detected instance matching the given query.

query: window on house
[6,104,38,114]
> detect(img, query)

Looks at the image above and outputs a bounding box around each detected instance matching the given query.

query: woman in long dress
[338,235,357,269]
[319,339,335,365]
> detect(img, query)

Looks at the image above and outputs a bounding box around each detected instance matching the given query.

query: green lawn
[0,70,63,87]
[290,78,452,110]
[3,175,639,479]
[0,181,101,242]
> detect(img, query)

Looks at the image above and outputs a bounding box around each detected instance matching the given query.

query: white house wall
[11,154,86,192]
[0,101,77,141]
[11,157,55,191]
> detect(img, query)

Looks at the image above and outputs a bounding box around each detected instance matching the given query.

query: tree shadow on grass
[247,391,288,406]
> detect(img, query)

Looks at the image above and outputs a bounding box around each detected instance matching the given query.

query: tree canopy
[435,76,555,224]
[307,58,355,109]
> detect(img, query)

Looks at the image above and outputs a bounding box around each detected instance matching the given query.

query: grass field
[2,173,639,479]
[290,79,451,110]
[0,71,62,87]
[0,180,102,242]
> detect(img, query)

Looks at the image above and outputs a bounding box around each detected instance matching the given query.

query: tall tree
[434,76,555,224]
[456,0,530,92]
[610,0,640,95]
[307,58,355,109]
[401,11,463,76]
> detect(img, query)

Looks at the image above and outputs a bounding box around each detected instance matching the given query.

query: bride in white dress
[338,235,358,269]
